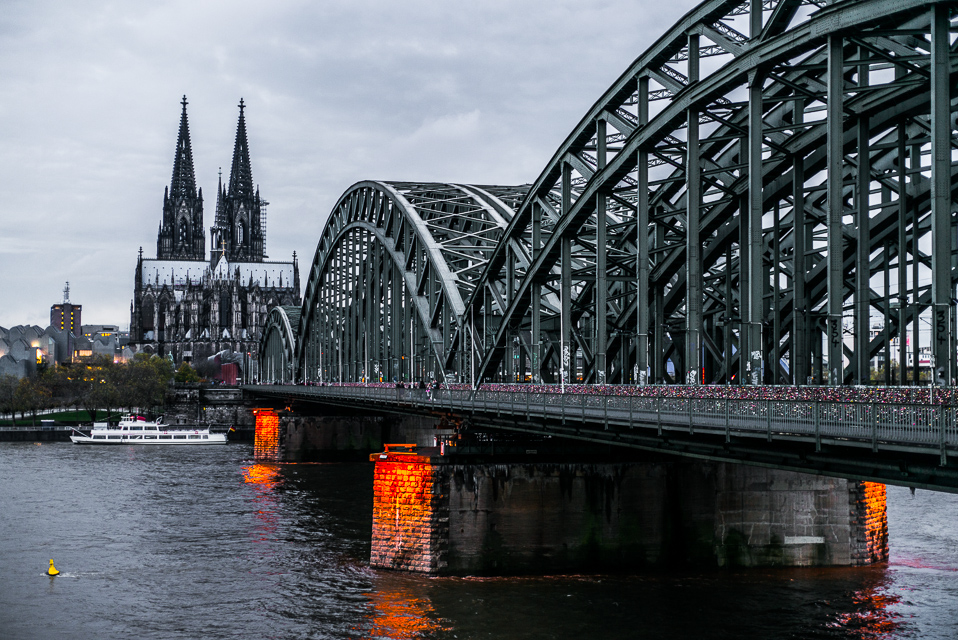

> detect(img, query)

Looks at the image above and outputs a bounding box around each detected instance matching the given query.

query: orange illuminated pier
[252,409,281,461]
[369,444,447,573]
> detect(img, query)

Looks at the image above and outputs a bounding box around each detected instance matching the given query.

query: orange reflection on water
[831,587,903,638]
[243,463,281,488]
[242,463,281,547]
[358,575,450,639]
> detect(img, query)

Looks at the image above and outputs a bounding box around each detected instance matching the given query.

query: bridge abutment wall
[369,452,888,575]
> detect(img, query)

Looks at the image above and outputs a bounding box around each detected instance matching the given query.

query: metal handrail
[257,385,956,460]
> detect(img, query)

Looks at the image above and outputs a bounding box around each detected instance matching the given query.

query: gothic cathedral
[131,97,300,367]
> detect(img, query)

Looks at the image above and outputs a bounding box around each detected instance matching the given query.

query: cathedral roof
[226,99,254,200]
[140,258,297,290]
[139,259,207,287]
[169,95,198,201]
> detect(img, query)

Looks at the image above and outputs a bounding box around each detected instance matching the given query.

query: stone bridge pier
[252,408,887,575]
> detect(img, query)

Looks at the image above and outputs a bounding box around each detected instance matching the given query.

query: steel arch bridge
[260,306,300,383]
[262,0,958,389]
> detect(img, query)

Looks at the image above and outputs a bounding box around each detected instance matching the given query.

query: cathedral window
[219,291,232,330]
[178,217,189,247]
[237,219,246,247]
[142,299,155,331]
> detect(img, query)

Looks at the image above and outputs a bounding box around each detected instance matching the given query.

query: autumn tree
[0,375,18,424]
[14,377,52,426]
[174,362,201,384]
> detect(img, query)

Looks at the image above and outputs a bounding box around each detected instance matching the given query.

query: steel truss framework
[260,306,300,383]
[271,0,958,388]
[295,181,531,384]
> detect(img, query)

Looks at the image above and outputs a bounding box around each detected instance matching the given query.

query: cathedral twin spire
[157,96,204,260]
[157,96,265,264]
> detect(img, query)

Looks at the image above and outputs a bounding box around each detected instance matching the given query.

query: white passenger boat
[70,415,227,445]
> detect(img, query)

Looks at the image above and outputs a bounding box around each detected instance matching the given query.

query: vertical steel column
[532,201,542,383]
[792,151,808,384]
[724,245,732,382]
[373,236,382,380]
[747,0,764,385]
[506,244,515,381]
[884,243,892,385]
[772,203,781,384]
[319,275,326,382]
[341,245,348,381]
[654,209,665,383]
[392,260,401,382]
[686,33,702,385]
[637,76,650,386]
[347,236,355,381]
[898,126,908,384]
[351,236,359,381]
[911,143,921,386]
[561,161,573,387]
[596,118,608,384]
[364,232,373,382]
[747,71,765,385]
[826,34,845,386]
[930,3,953,385]
[328,250,335,382]
[750,0,762,39]
[855,79,871,385]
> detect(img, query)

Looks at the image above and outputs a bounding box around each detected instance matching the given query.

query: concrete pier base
[368,449,888,575]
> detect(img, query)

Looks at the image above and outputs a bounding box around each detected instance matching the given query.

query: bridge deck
[247,384,958,492]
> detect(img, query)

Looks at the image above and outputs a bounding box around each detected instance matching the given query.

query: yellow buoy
[47,559,59,576]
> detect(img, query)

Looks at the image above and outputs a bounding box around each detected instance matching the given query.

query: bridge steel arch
[259,306,301,383]
[263,0,958,389]
[459,0,958,388]
[294,181,529,385]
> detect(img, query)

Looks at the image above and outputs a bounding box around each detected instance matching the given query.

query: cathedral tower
[157,96,205,260]
[211,99,265,263]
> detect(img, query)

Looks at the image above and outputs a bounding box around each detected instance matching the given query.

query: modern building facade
[131,97,300,365]
[50,282,81,338]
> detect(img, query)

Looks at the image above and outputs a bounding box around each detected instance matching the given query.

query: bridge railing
[263,385,958,459]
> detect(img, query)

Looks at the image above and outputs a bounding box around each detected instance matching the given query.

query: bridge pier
[369,447,887,575]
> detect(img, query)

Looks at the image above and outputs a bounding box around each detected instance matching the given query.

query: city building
[50,282,81,337]
[131,97,300,367]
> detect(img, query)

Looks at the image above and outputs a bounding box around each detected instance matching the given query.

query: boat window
[189,435,200,439]
[133,426,143,431]
[145,435,156,439]
[93,435,106,440]
[159,435,172,440]
[202,435,208,439]
[174,435,186,439]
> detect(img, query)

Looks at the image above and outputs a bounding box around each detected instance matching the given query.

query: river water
[1,442,956,639]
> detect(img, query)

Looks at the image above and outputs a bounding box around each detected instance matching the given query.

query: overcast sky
[0,0,698,329]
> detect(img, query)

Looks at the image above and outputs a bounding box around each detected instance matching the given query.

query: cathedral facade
[131,97,300,367]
